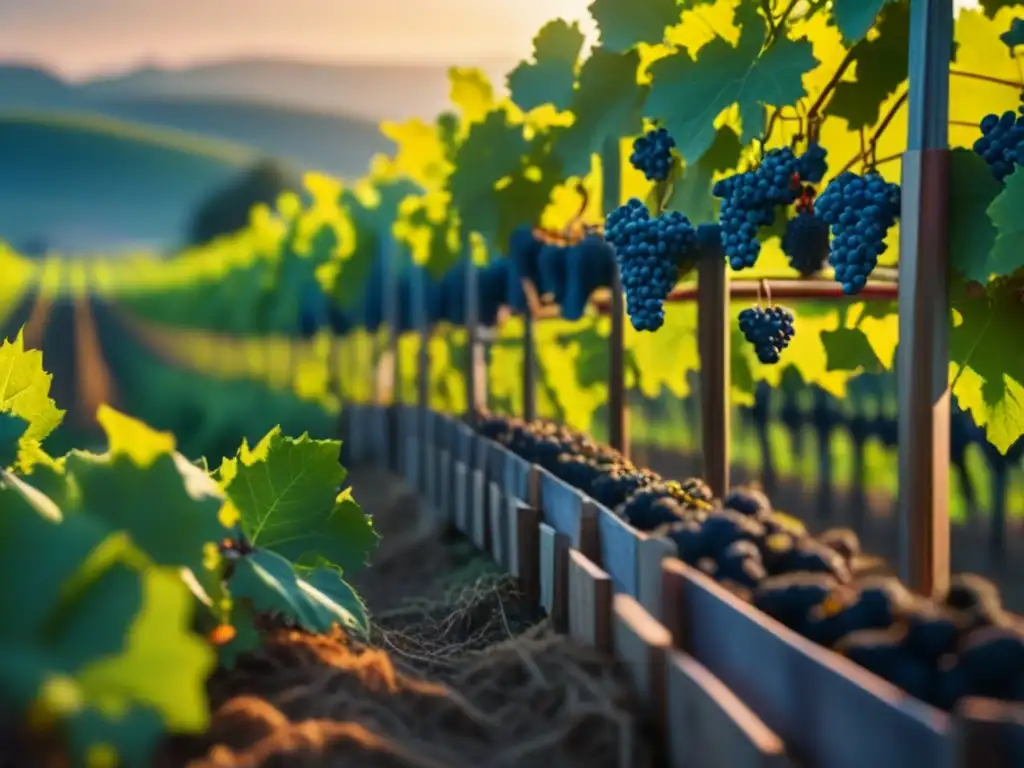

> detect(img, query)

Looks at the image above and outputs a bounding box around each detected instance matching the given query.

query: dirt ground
[165,468,656,768]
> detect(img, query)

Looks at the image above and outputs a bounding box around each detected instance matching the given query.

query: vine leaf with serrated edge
[830,0,893,44]
[820,327,885,373]
[646,2,818,163]
[447,109,530,245]
[552,47,649,178]
[826,1,909,131]
[984,165,1024,280]
[949,148,1005,284]
[507,20,585,112]
[229,549,370,635]
[665,125,743,224]
[588,0,681,53]
[0,329,65,470]
[950,285,1024,453]
[218,426,379,575]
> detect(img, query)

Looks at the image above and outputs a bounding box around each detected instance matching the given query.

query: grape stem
[837,90,908,175]
[806,48,857,118]
[950,69,1023,91]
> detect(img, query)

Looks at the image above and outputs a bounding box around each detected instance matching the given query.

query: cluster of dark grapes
[815,170,901,295]
[713,147,803,271]
[476,411,1024,712]
[605,198,698,332]
[973,110,1024,181]
[782,189,830,277]
[738,305,796,364]
[477,259,511,327]
[562,233,616,322]
[713,143,832,272]
[630,127,676,182]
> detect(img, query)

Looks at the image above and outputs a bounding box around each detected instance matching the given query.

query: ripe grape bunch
[815,170,901,295]
[605,198,698,332]
[973,109,1024,181]
[739,303,796,365]
[630,127,676,182]
[713,148,802,271]
[782,188,830,277]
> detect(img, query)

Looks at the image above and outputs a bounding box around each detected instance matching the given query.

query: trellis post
[522,305,536,422]
[603,137,628,456]
[897,0,953,596]
[697,241,730,497]
[464,243,487,425]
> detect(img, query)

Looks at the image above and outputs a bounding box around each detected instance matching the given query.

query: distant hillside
[0,112,268,253]
[95,97,392,178]
[75,57,516,122]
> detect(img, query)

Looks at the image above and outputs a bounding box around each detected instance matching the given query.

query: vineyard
[2,0,1024,766]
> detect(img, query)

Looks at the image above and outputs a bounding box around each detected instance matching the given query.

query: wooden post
[523,307,536,422]
[897,0,952,596]
[417,267,430,410]
[464,244,487,426]
[697,238,730,497]
[603,137,628,456]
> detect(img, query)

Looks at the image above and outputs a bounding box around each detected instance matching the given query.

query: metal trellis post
[897,0,953,596]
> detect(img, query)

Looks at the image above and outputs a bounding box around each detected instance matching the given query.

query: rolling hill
[0,112,269,254]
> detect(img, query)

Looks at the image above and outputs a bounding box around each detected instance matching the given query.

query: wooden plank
[438,449,452,526]
[661,559,952,768]
[471,467,487,549]
[953,697,1024,768]
[896,0,953,598]
[488,480,506,567]
[513,503,540,603]
[568,549,613,652]
[639,536,678,622]
[613,594,671,732]
[597,504,640,597]
[453,460,468,533]
[666,649,791,768]
[537,468,599,559]
[539,523,557,615]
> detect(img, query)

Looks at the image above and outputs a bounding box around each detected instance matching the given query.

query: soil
[163,468,655,768]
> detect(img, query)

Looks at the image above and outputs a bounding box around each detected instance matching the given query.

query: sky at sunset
[0,0,981,80]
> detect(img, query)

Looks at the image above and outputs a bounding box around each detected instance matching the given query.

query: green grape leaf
[65,450,226,575]
[1001,17,1024,48]
[820,328,885,373]
[507,20,585,111]
[0,478,110,650]
[335,195,383,309]
[221,427,378,574]
[77,566,216,733]
[982,0,1024,18]
[0,329,64,453]
[666,125,742,223]
[231,549,369,634]
[951,288,1024,453]
[218,600,263,669]
[588,0,680,52]
[553,47,648,177]
[298,564,370,636]
[826,2,908,130]
[0,412,28,469]
[448,109,529,237]
[985,163,1024,280]
[830,0,893,44]
[949,148,1005,283]
[647,3,818,162]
